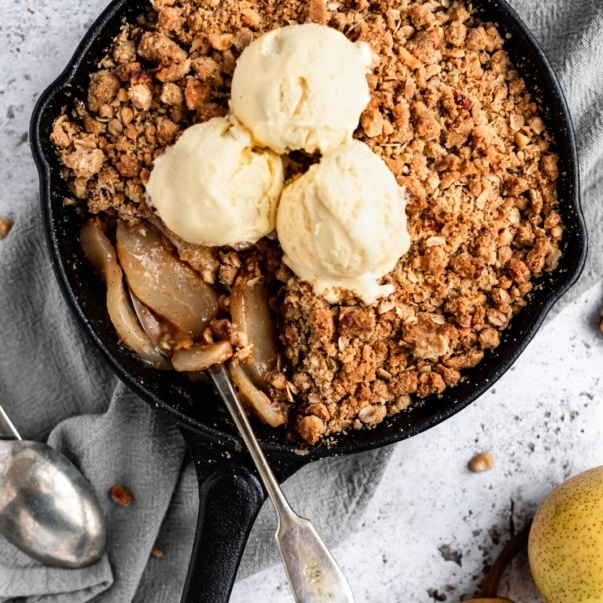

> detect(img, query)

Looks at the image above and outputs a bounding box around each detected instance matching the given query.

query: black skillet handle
[177,427,306,603]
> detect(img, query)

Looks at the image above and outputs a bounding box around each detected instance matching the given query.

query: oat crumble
[52,0,563,445]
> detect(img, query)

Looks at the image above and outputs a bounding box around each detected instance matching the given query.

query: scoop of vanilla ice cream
[230,24,373,154]
[276,141,410,305]
[145,116,284,247]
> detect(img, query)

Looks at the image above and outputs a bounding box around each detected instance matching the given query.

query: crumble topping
[52,0,562,445]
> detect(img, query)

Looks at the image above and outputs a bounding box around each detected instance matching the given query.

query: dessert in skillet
[51,0,563,445]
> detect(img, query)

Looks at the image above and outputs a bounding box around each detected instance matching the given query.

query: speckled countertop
[2,1,602,602]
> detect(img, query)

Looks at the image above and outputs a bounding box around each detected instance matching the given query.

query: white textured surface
[2,2,603,602]
[0,0,108,218]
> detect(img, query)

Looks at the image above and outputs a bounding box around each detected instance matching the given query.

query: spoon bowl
[0,440,106,568]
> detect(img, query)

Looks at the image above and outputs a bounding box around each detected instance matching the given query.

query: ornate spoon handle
[207,363,354,603]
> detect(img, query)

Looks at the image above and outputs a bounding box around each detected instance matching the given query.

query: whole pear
[528,465,603,602]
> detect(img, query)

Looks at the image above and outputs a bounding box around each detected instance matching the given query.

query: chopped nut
[156,60,191,83]
[425,236,446,247]
[208,33,233,51]
[185,79,211,110]
[308,0,328,25]
[361,107,384,138]
[398,45,422,70]
[160,82,184,106]
[358,404,387,424]
[509,113,525,131]
[468,452,494,473]
[514,132,530,149]
[110,484,133,507]
[487,309,506,328]
[128,84,153,110]
[241,8,262,28]
[506,206,521,226]
[530,117,546,134]
[545,248,562,271]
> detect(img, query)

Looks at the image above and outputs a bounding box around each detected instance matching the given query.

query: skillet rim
[30,0,587,462]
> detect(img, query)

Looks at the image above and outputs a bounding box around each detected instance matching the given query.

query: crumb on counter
[0,217,13,240]
[151,547,164,558]
[110,484,134,506]
[468,452,495,473]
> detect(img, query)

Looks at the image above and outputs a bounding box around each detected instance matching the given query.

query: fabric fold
[0,202,393,600]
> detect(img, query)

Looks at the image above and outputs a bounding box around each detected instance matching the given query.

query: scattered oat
[468,452,495,473]
[308,0,328,25]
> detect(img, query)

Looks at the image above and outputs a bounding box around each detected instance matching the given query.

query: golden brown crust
[52,0,562,444]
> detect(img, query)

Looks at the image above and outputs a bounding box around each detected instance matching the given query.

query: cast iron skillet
[31,0,586,600]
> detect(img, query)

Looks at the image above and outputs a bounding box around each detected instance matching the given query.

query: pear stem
[479,520,533,598]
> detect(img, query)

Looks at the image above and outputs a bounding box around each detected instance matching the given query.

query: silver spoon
[208,363,355,603]
[129,289,354,599]
[0,403,106,568]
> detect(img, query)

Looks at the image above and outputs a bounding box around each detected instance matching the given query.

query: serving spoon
[130,287,354,600]
[0,403,106,568]
[207,362,355,603]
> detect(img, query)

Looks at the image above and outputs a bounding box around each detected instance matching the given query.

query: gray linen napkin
[0,200,392,601]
